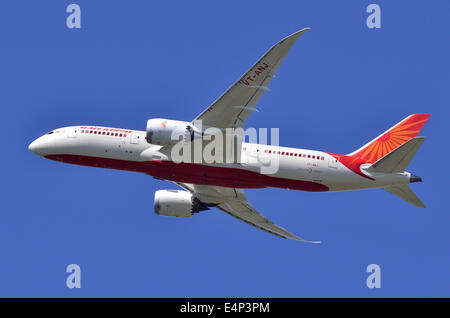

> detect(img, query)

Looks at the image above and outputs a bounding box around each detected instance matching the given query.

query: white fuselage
[29,125,412,192]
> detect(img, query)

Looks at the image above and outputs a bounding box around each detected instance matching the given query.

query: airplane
[28,28,430,242]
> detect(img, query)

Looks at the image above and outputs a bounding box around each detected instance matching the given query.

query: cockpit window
[46,131,54,135]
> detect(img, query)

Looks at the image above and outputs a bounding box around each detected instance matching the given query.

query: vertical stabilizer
[348,114,430,163]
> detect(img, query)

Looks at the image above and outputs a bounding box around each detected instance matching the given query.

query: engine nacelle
[154,190,209,217]
[146,118,195,146]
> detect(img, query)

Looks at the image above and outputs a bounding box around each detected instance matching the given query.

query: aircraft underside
[45,154,330,192]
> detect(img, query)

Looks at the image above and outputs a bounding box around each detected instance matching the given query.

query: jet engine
[146,118,198,146]
[154,190,209,217]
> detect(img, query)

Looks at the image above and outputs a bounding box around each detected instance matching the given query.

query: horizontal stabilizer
[368,137,426,173]
[382,184,426,208]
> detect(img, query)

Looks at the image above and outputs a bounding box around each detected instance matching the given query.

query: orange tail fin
[348,113,431,163]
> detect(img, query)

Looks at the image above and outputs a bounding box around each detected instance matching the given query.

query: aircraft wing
[193,28,310,129]
[175,182,319,243]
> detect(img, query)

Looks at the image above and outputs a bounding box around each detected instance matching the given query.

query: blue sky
[1,0,449,297]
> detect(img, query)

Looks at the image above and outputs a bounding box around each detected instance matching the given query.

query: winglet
[307,240,322,244]
[297,238,321,244]
[288,231,321,243]
[283,28,311,41]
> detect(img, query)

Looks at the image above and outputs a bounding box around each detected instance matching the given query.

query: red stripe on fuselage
[327,153,375,181]
[45,154,329,192]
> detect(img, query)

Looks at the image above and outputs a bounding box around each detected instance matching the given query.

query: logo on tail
[348,113,430,163]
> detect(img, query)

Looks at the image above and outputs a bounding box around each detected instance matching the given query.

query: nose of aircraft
[28,136,54,156]
[28,138,43,156]
[28,140,37,153]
